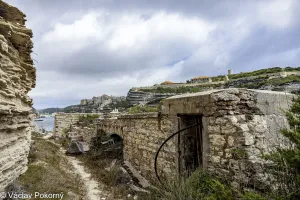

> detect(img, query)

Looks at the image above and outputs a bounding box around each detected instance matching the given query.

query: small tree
[267,95,300,199]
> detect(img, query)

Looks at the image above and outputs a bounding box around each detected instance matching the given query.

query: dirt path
[61,148,112,200]
[68,157,109,200]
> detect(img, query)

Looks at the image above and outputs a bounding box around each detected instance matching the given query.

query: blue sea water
[34,116,55,132]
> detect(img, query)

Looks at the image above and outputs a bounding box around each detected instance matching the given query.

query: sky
[7,0,300,109]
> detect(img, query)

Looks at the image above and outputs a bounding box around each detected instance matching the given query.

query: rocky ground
[11,133,85,199]
[6,131,143,200]
[63,150,112,200]
[6,132,118,200]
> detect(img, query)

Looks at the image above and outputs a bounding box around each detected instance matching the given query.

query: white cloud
[42,12,105,54]
[257,0,296,29]
[41,11,215,54]
[30,60,185,108]
[107,12,215,50]
[32,7,257,108]
[20,0,300,109]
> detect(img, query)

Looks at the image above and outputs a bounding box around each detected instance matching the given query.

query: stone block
[210,134,226,146]
[227,136,235,147]
[211,156,221,163]
[239,124,249,132]
[243,132,254,146]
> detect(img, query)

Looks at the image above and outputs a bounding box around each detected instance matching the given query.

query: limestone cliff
[0,0,35,191]
[80,94,126,112]
[127,90,176,106]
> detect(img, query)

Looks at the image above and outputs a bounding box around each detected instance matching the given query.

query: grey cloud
[6,0,300,108]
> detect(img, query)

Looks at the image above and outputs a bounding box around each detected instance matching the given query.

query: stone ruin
[0,1,35,191]
[95,88,294,190]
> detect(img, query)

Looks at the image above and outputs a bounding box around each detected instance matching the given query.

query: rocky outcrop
[0,1,35,191]
[80,94,126,112]
[226,77,300,93]
[126,90,176,106]
[260,82,300,94]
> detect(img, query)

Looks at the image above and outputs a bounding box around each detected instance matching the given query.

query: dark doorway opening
[178,115,203,178]
[90,131,124,160]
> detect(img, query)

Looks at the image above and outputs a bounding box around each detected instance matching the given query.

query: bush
[113,99,131,109]
[139,84,223,94]
[185,170,233,200]
[211,75,226,82]
[267,75,300,86]
[285,66,300,72]
[141,169,234,200]
[228,67,283,80]
[240,192,267,200]
[78,114,100,126]
[78,114,100,122]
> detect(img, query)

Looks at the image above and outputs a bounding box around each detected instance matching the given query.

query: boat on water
[34,119,44,121]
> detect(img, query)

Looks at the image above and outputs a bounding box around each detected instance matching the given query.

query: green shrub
[240,192,267,200]
[228,67,283,80]
[113,99,131,109]
[185,170,233,200]
[78,114,100,122]
[284,66,300,72]
[267,75,300,86]
[211,75,226,82]
[139,84,222,94]
[141,169,234,200]
[78,114,100,127]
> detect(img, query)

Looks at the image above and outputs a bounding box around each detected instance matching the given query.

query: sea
[34,116,55,132]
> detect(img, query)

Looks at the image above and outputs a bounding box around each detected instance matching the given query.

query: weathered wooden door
[178,115,203,178]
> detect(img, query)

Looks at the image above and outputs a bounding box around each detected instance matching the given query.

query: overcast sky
[7,0,300,109]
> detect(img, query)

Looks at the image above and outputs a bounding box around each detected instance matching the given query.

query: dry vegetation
[76,131,136,199]
[12,132,85,200]
[77,155,132,199]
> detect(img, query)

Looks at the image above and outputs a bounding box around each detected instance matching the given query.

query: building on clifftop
[161,81,174,85]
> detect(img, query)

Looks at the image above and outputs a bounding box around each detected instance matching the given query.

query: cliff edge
[0,0,36,191]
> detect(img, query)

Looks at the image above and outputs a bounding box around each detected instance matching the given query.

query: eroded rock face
[0,1,35,191]
[127,90,176,106]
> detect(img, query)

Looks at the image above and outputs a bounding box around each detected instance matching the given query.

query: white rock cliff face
[0,1,36,191]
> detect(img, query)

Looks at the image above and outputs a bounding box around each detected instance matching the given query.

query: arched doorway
[90,130,124,160]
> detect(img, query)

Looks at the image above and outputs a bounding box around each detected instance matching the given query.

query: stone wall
[96,113,178,179]
[162,89,294,190]
[96,89,295,190]
[54,112,179,179]
[54,113,94,136]
[0,1,36,191]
